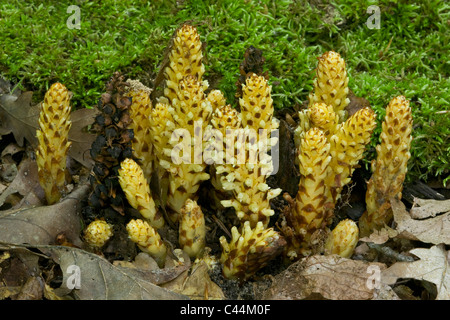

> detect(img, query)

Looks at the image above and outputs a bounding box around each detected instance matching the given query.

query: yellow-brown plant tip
[308,102,338,138]
[287,127,332,256]
[239,73,278,134]
[83,219,113,249]
[309,51,349,121]
[359,96,413,237]
[325,219,359,258]
[179,199,206,259]
[126,218,167,266]
[219,221,285,281]
[327,106,377,200]
[36,82,72,205]
[164,24,205,103]
[118,158,164,229]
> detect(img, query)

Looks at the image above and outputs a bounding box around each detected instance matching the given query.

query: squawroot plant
[284,51,377,259]
[34,24,414,287]
[36,82,72,204]
[359,96,413,237]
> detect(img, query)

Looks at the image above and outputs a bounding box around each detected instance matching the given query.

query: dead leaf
[0,157,44,209]
[391,198,450,245]
[16,276,44,300]
[40,245,188,300]
[68,107,99,169]
[260,254,391,300]
[382,244,450,300]
[0,91,99,169]
[410,198,450,219]
[113,252,191,285]
[162,260,225,300]
[0,92,39,148]
[0,183,90,247]
[359,226,398,244]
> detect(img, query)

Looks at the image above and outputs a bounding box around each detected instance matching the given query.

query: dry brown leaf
[15,276,44,300]
[359,226,398,244]
[391,198,450,245]
[68,107,99,168]
[410,198,450,219]
[162,260,225,300]
[260,254,392,300]
[0,157,44,209]
[0,91,39,148]
[40,245,188,300]
[113,252,191,285]
[0,183,90,246]
[382,244,450,300]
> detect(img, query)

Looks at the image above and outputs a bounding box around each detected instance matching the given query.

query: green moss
[0,0,448,183]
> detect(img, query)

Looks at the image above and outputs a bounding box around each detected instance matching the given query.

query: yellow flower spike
[179,199,206,259]
[309,51,350,122]
[239,73,279,136]
[163,76,212,215]
[36,82,72,205]
[83,219,113,249]
[327,107,377,202]
[125,87,153,181]
[219,221,285,281]
[359,96,413,237]
[286,127,332,256]
[126,218,167,267]
[164,24,205,104]
[325,219,359,258]
[118,158,164,229]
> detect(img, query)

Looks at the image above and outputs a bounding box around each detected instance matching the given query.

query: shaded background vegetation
[0,0,448,184]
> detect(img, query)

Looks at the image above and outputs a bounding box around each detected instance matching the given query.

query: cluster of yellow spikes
[35,25,413,284]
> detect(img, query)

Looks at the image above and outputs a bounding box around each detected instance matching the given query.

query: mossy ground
[0,0,448,183]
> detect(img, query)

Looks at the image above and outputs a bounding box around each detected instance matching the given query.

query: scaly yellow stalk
[359,96,413,236]
[126,219,167,267]
[149,101,176,167]
[219,221,285,281]
[324,219,359,258]
[239,73,279,140]
[118,158,164,229]
[83,219,113,249]
[208,104,243,208]
[217,73,281,228]
[284,127,332,257]
[327,107,377,202]
[164,24,206,104]
[163,76,212,215]
[179,199,206,259]
[308,51,350,123]
[36,82,72,205]
[125,84,153,182]
[220,158,282,228]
